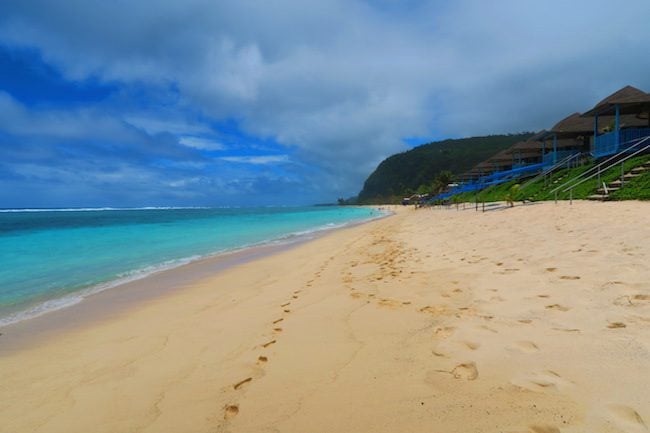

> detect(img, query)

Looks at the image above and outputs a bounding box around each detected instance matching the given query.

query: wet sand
[1,201,649,433]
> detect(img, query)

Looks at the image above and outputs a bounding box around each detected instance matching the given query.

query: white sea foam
[0,255,205,327]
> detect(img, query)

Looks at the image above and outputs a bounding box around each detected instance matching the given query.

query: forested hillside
[357,133,532,203]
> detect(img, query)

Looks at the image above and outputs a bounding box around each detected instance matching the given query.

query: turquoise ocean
[0,206,383,326]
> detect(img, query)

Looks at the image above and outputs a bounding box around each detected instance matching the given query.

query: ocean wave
[0,207,390,327]
[0,255,204,327]
[0,206,212,213]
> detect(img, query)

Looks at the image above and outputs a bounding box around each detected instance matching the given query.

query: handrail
[519,153,581,191]
[549,135,650,195]
[562,138,650,193]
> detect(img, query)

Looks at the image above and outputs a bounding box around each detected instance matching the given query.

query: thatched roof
[595,85,650,105]
[508,148,543,158]
[510,140,542,151]
[550,113,593,136]
[487,149,515,163]
[466,160,500,175]
[583,85,650,116]
[527,130,548,142]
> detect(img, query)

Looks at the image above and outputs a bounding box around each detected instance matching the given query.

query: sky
[1,0,650,208]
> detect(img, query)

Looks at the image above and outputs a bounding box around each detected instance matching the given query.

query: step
[623,173,641,180]
[630,166,648,174]
[597,187,620,194]
[587,194,609,201]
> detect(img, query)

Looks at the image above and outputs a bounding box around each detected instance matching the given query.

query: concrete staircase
[587,161,650,200]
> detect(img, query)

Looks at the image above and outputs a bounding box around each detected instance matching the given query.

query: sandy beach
[1,201,649,433]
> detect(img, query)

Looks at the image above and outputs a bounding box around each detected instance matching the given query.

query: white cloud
[179,136,225,151]
[124,115,212,136]
[2,0,650,201]
[220,155,290,165]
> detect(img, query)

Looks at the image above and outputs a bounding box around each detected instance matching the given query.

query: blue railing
[622,127,650,143]
[592,128,650,158]
[478,162,546,183]
[429,161,549,202]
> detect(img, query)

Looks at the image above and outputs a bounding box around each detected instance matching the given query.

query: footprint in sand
[518,319,533,324]
[606,404,647,431]
[292,295,299,299]
[420,305,451,316]
[378,298,402,308]
[273,327,283,332]
[224,404,239,419]
[529,425,560,433]
[559,275,580,280]
[233,377,252,390]
[451,362,479,380]
[602,280,625,288]
[461,341,480,351]
[545,267,557,272]
[281,302,290,307]
[607,322,626,329]
[283,309,291,313]
[257,356,268,363]
[552,327,580,333]
[615,294,650,308]
[545,304,570,312]
[273,318,283,324]
[262,340,276,348]
[515,341,539,353]
[478,324,498,333]
[433,326,456,338]
[512,370,570,393]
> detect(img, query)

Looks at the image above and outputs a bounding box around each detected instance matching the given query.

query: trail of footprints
[224,226,650,427]
[222,287,303,421]
[222,254,341,420]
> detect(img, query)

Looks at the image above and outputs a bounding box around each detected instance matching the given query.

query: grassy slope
[610,170,650,200]
[451,155,650,203]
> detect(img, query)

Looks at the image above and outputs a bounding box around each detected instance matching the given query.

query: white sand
[1,201,649,433]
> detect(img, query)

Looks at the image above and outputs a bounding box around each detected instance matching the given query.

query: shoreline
[1,201,648,433]
[0,207,393,353]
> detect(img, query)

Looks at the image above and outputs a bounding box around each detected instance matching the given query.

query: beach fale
[432,85,650,202]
